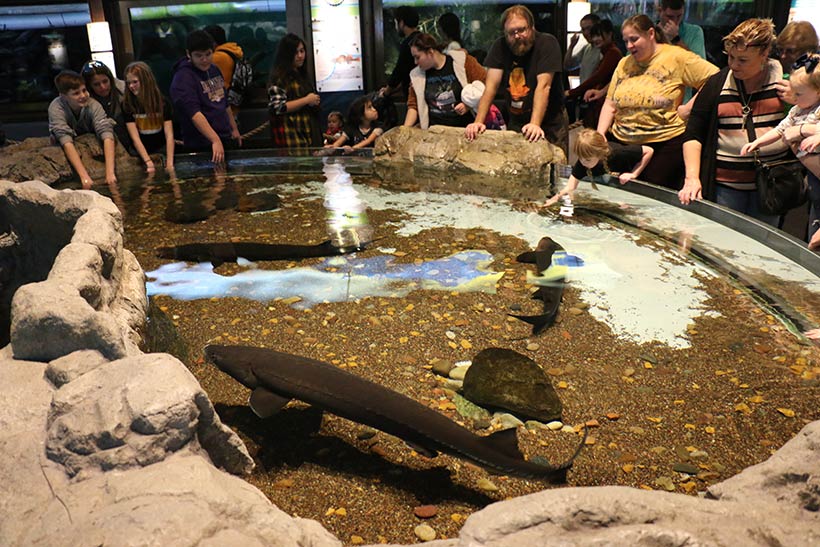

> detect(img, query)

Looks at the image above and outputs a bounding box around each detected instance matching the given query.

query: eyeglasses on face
[505,26,531,38]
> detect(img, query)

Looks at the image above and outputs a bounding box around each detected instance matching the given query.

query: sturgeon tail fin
[508,312,557,335]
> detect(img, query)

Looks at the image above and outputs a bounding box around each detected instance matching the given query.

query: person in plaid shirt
[268,33,321,150]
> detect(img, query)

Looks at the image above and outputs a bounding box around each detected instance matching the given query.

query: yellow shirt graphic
[607,44,717,144]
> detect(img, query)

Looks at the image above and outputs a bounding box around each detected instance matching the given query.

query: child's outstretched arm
[163,120,175,170]
[741,128,781,155]
[350,127,384,151]
[127,122,155,173]
[61,141,94,188]
[543,175,579,207]
[619,145,654,184]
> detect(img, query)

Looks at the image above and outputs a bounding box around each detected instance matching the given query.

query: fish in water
[510,236,566,335]
[205,344,586,481]
[156,240,364,267]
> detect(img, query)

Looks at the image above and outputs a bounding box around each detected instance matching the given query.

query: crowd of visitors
[43,4,820,247]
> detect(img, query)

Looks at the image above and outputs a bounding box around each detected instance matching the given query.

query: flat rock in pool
[462,347,562,423]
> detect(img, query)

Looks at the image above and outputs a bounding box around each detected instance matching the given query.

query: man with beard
[465,5,567,154]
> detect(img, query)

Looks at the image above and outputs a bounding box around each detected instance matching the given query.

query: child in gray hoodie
[48,70,116,188]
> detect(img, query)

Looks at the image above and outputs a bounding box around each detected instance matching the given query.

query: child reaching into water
[741,53,820,179]
[324,111,344,146]
[122,61,175,173]
[326,95,383,154]
[544,128,654,208]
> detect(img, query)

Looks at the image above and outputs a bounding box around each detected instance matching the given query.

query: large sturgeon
[156,240,363,267]
[205,344,585,481]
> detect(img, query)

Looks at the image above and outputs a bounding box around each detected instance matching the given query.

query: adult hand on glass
[521,123,544,143]
[105,171,117,185]
[678,177,702,205]
[306,93,321,107]
[465,122,486,141]
[81,177,93,189]
[145,158,156,174]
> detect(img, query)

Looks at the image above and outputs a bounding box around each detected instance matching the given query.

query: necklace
[737,79,754,123]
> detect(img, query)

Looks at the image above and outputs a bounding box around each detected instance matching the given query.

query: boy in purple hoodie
[170,29,240,163]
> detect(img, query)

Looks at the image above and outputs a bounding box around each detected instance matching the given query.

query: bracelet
[145,158,153,164]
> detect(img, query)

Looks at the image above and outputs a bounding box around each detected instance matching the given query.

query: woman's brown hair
[621,14,667,44]
[409,33,441,53]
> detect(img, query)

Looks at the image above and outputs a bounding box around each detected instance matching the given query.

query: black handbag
[743,113,807,216]
[753,153,808,215]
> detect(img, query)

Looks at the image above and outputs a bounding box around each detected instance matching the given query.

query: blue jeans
[715,185,780,227]
[808,171,820,240]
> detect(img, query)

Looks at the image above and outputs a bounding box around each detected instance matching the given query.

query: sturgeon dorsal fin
[249,387,291,418]
[482,427,524,459]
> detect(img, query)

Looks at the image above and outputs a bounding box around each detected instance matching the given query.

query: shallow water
[83,153,820,545]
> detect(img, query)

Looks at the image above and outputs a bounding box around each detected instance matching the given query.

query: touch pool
[95,153,820,545]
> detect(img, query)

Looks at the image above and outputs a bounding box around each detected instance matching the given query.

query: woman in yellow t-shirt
[597,14,718,190]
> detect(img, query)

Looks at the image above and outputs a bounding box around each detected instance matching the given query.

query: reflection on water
[147,250,505,307]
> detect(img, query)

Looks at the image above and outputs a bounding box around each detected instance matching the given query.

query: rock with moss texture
[462,347,562,423]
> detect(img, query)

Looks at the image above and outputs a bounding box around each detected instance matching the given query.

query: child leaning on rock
[48,70,117,188]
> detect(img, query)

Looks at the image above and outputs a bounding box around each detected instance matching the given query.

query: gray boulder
[45,353,254,479]
[462,348,562,423]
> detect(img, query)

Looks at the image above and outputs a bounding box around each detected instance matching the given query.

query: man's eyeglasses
[793,53,819,73]
[505,26,531,38]
[81,60,106,76]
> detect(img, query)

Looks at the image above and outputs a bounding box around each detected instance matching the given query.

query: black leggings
[611,133,686,190]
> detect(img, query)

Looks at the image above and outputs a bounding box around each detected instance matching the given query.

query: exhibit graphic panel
[310,0,364,92]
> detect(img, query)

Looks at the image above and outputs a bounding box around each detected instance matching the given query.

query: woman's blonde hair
[790,54,820,92]
[574,129,610,163]
[723,18,776,53]
[777,21,819,56]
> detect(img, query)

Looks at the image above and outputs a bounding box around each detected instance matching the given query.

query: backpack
[222,49,253,107]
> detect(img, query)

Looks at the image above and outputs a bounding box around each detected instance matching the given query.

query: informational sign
[310,0,364,92]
